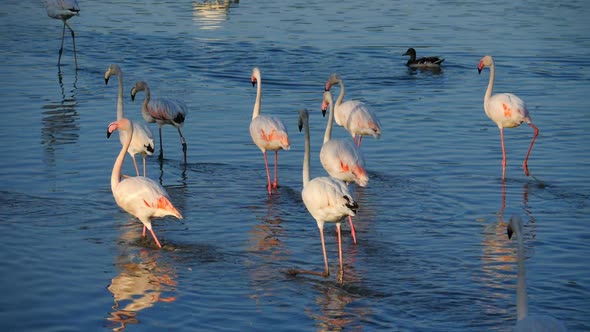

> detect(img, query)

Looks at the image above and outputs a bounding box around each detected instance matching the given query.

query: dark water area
[0,0,589,331]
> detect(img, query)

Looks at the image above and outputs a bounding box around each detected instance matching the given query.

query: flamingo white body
[108,118,182,249]
[507,216,567,332]
[403,47,444,68]
[104,65,154,177]
[324,74,381,146]
[478,55,539,178]
[42,0,79,68]
[299,109,358,284]
[249,67,290,195]
[130,81,189,163]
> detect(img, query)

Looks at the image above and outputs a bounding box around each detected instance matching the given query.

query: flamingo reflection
[107,230,177,331]
[192,0,239,30]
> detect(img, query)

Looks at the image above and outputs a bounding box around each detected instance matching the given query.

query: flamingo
[107,118,182,249]
[507,216,567,331]
[403,47,444,68]
[249,67,290,195]
[478,55,539,179]
[42,0,79,68]
[321,90,368,244]
[324,73,381,147]
[104,65,154,177]
[290,109,359,284]
[130,81,189,163]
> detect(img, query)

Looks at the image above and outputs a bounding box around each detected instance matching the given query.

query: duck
[403,47,444,68]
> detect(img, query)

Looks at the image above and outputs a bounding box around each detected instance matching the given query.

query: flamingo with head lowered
[324,73,381,147]
[249,67,290,195]
[289,109,358,284]
[107,118,182,249]
[478,55,539,178]
[104,65,154,177]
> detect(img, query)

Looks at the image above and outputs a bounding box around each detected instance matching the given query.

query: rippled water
[1,0,589,331]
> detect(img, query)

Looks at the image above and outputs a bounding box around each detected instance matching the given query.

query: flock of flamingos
[43,0,567,330]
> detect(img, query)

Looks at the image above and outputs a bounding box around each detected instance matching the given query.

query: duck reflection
[192,0,239,30]
[41,68,79,167]
[106,229,177,331]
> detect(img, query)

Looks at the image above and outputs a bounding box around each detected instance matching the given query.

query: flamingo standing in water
[249,67,290,195]
[289,109,358,284]
[107,118,182,248]
[104,65,154,177]
[478,55,539,178]
[321,90,368,244]
[130,81,189,164]
[324,73,381,147]
[42,0,79,68]
[507,216,567,331]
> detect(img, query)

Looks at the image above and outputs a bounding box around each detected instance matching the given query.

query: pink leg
[318,226,330,277]
[142,225,146,237]
[272,151,279,189]
[348,216,357,244]
[523,123,539,176]
[499,127,507,179]
[131,155,140,177]
[149,228,162,248]
[336,223,344,284]
[357,135,363,147]
[263,151,272,194]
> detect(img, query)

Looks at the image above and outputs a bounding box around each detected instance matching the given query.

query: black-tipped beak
[107,130,113,139]
[506,225,514,239]
[131,93,135,101]
[322,109,326,117]
[298,122,303,132]
[105,78,109,85]
[478,68,482,74]
[251,81,256,87]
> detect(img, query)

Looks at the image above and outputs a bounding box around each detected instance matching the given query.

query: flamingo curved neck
[484,62,495,108]
[111,124,133,192]
[116,71,124,120]
[515,227,529,321]
[323,93,335,144]
[141,85,151,120]
[303,117,311,188]
[335,80,345,108]
[253,76,262,119]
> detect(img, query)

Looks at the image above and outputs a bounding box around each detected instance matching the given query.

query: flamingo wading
[107,118,182,249]
[289,109,359,284]
[130,81,189,163]
[42,0,79,68]
[507,216,567,331]
[478,55,539,178]
[324,74,381,147]
[249,67,290,195]
[104,65,154,177]
[321,90,368,244]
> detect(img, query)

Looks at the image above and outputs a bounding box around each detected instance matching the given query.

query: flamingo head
[130,81,148,102]
[104,64,121,85]
[321,90,332,117]
[251,67,261,87]
[325,73,342,91]
[478,55,493,74]
[298,109,309,132]
[107,118,131,138]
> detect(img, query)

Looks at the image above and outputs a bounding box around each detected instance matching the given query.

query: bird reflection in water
[41,68,79,168]
[106,233,177,331]
[192,0,239,30]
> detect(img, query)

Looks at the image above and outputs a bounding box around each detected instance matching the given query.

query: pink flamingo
[478,55,539,178]
[324,73,381,147]
[249,67,290,195]
[107,118,182,248]
[130,81,189,164]
[290,109,358,284]
[104,65,154,177]
[42,0,79,68]
[321,90,368,244]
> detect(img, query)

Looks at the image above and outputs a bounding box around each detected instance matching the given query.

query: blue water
[1,0,589,331]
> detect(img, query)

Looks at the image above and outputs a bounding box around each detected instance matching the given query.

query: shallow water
[0,0,589,331]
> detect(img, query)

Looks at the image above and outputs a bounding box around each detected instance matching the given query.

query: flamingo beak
[105,77,109,85]
[477,62,484,74]
[506,225,514,239]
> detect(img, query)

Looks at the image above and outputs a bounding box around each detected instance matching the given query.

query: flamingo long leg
[273,150,279,189]
[149,228,162,248]
[319,226,330,277]
[348,216,357,244]
[263,151,272,194]
[177,127,187,163]
[64,21,77,69]
[142,226,146,237]
[58,22,66,66]
[336,223,344,284]
[142,154,147,177]
[523,123,539,176]
[131,155,140,177]
[158,126,164,160]
[499,127,507,179]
